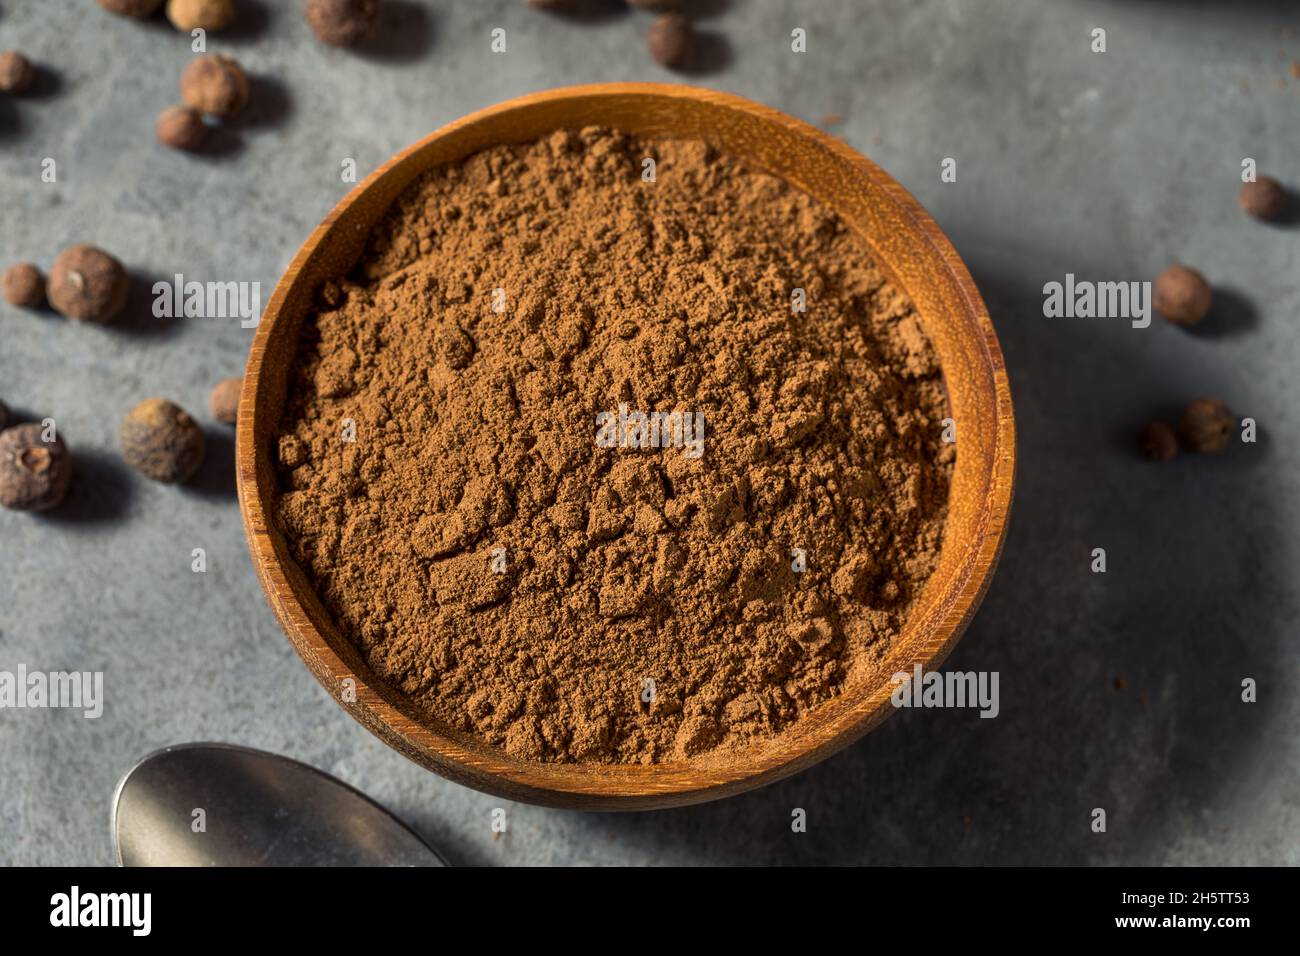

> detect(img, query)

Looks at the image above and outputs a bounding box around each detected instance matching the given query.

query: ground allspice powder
[275,128,953,764]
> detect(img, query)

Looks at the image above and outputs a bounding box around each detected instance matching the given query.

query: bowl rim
[236,82,1016,809]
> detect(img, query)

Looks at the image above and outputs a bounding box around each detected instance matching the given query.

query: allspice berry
[1138,421,1178,461]
[2,262,45,308]
[166,0,236,32]
[121,398,206,483]
[647,13,692,68]
[97,0,165,16]
[180,53,249,117]
[157,105,208,151]
[1153,264,1212,327]
[0,51,34,94]
[0,424,73,512]
[1179,398,1234,454]
[306,0,380,47]
[1239,176,1288,221]
[209,377,241,425]
[47,245,130,324]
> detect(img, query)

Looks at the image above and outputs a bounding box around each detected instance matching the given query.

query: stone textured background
[1,0,1298,865]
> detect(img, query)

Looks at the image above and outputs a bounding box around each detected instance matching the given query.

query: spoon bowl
[112,743,445,867]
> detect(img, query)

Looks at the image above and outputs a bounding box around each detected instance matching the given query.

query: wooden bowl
[237,83,1015,810]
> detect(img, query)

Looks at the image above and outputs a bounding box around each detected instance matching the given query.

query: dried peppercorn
[647,13,692,68]
[0,423,73,512]
[180,53,249,118]
[47,245,130,323]
[209,377,241,425]
[0,399,9,431]
[2,262,45,308]
[1138,421,1178,461]
[627,0,680,10]
[1239,176,1288,221]
[306,0,380,47]
[121,398,206,483]
[1179,398,1234,454]
[156,105,208,151]
[166,0,235,32]
[97,0,164,16]
[0,51,34,94]
[1153,264,1212,327]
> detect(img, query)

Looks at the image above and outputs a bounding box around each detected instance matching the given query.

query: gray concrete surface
[2,0,1298,866]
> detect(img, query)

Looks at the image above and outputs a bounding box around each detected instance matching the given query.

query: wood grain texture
[235,83,1016,810]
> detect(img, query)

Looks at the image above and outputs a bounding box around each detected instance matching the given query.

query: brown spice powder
[274,127,953,764]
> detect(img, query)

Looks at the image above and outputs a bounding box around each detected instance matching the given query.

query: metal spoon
[112,742,446,866]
